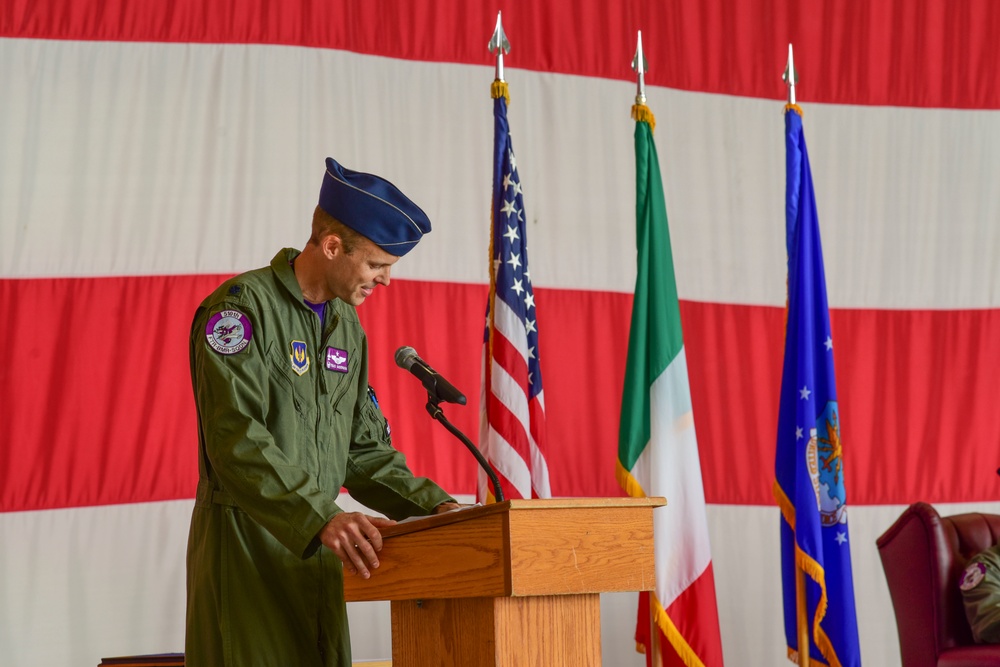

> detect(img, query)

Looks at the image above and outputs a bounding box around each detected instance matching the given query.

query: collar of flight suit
[270,248,308,304]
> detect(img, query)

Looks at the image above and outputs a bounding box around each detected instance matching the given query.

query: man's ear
[320,233,343,259]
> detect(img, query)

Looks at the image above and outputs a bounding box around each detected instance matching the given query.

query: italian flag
[617,105,725,667]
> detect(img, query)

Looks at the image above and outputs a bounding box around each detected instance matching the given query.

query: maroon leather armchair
[877,502,1000,667]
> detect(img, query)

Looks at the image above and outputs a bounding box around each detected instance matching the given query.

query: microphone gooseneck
[393,345,504,502]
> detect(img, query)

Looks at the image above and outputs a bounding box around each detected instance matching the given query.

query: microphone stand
[425,393,505,503]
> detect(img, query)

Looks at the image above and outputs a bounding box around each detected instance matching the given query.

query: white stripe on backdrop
[6,497,1000,665]
[3,39,1000,309]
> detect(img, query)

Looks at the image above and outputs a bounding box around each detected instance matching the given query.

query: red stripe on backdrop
[3,275,1000,512]
[3,0,1000,109]
[0,274,214,512]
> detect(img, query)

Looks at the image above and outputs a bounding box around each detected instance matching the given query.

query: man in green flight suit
[185,157,460,666]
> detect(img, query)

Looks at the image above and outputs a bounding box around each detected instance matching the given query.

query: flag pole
[784,43,810,667]
[481,11,508,505]
[632,29,663,666]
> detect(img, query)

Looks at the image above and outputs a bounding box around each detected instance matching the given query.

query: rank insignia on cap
[290,341,310,376]
[318,157,432,257]
[326,346,349,373]
[205,309,253,355]
[961,562,988,591]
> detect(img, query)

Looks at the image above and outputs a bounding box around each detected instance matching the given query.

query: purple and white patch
[961,562,987,591]
[205,309,253,355]
[325,346,349,373]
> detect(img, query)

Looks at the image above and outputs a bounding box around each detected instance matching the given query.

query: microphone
[394,346,467,405]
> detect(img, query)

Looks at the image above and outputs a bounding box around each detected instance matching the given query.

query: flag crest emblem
[815,402,847,526]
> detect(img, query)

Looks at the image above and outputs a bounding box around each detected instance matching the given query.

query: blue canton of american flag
[479,93,550,501]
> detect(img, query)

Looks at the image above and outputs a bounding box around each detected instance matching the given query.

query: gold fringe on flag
[631,103,656,134]
[785,103,803,116]
[491,80,510,105]
[615,459,647,500]
[773,480,840,667]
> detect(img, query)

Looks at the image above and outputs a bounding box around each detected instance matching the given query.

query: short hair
[310,205,364,254]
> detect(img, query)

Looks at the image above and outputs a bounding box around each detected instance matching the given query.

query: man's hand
[319,512,396,579]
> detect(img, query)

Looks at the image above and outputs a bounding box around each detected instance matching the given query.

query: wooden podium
[344,497,664,667]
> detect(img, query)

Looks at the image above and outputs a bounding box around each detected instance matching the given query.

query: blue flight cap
[318,157,431,256]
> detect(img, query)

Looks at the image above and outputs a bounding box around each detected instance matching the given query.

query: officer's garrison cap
[318,157,431,257]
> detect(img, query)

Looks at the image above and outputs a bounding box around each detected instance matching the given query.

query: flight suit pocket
[264,341,320,473]
[321,344,361,419]
[265,341,311,414]
[358,390,391,446]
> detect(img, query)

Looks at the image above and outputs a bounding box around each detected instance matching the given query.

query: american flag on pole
[478,81,551,502]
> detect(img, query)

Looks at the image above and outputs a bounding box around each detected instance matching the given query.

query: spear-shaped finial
[782,43,798,105]
[631,30,648,105]
[630,30,655,131]
[488,11,511,83]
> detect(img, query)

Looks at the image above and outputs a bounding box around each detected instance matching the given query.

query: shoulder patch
[206,309,254,355]
[227,284,243,297]
[961,561,988,591]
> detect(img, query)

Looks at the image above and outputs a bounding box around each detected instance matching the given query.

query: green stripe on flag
[618,118,686,473]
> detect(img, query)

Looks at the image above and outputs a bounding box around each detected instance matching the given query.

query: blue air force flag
[774,106,861,667]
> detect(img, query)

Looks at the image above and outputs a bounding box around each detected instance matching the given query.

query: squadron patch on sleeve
[961,561,987,591]
[205,309,253,355]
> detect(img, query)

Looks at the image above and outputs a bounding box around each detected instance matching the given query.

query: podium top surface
[381,496,665,539]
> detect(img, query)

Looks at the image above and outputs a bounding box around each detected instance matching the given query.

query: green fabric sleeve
[961,546,1000,643]
[192,303,342,558]
[342,347,454,519]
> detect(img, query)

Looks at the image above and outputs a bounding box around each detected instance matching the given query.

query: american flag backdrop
[6,2,1000,665]
[479,87,551,502]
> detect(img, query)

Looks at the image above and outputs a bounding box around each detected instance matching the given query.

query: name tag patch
[326,347,349,373]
